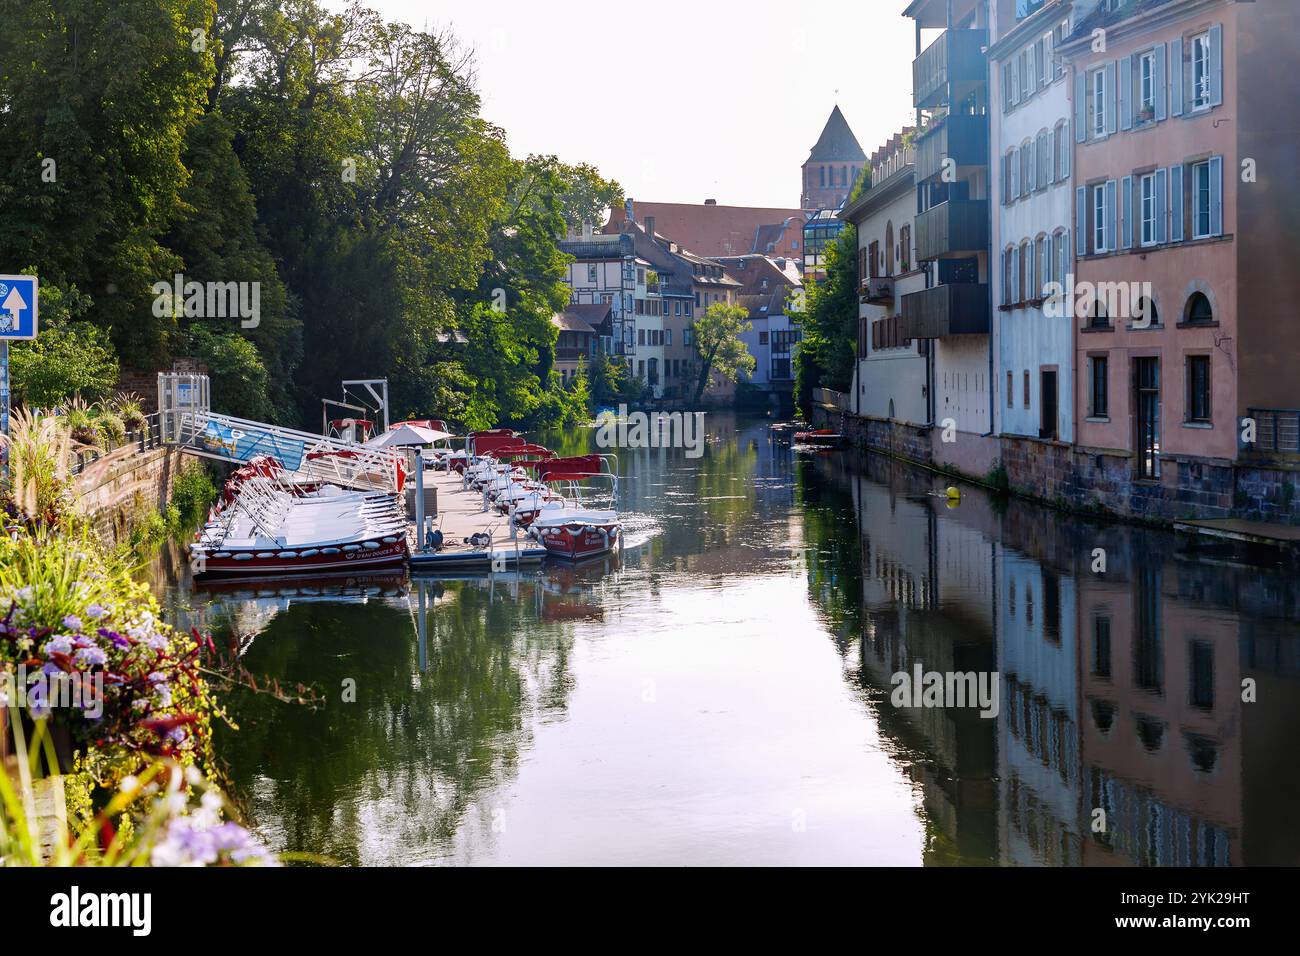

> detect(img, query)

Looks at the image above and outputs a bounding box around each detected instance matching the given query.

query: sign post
[0,275,39,478]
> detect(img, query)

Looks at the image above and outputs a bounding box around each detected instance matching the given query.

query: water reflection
[149,414,1300,865]
[801,450,1300,866]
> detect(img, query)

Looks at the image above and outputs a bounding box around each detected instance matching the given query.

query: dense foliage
[0,0,621,429]
[794,222,858,414]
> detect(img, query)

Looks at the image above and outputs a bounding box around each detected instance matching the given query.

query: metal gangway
[158,373,405,494]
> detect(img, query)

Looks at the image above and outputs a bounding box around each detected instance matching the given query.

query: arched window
[1135,296,1159,327]
[1088,295,1109,328]
[1185,291,1213,324]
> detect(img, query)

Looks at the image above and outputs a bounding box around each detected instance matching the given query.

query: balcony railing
[913,28,989,111]
[915,112,989,183]
[861,276,895,304]
[899,283,990,339]
[914,199,989,261]
[1245,408,1300,454]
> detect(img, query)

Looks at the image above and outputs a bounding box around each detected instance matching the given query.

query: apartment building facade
[991,0,1087,444]
[901,0,995,464]
[842,131,929,427]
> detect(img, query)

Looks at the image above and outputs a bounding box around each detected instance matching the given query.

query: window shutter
[1000,153,1008,205]
[1026,143,1036,193]
[1076,187,1088,254]
[1049,127,1059,183]
[1011,147,1020,199]
[1012,58,1021,105]
[1011,247,1020,304]
[1121,175,1134,249]
[1170,164,1184,242]
[1028,45,1037,95]
[1154,44,1167,121]
[1120,54,1133,130]
[1062,122,1071,178]
[1040,134,1050,186]
[1075,73,1087,141]
[1105,62,1118,135]
[1169,38,1184,116]
[1105,179,1118,251]
[1209,154,1224,235]
[1155,167,1168,244]
[1209,25,1224,107]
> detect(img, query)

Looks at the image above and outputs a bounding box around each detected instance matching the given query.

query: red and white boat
[523,454,622,560]
[191,479,408,576]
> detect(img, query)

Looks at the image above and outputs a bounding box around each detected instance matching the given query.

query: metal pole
[414,450,425,550]
[1,340,9,480]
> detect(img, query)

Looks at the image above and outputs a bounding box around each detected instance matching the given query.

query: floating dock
[407,466,548,572]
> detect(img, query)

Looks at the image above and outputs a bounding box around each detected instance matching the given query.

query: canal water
[152,414,1300,865]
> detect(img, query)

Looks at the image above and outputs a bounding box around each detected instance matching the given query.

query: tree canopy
[0,0,622,429]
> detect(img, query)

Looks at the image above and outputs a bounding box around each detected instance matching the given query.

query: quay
[407,461,547,572]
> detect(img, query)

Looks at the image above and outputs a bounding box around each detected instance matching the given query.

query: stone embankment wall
[73,445,187,547]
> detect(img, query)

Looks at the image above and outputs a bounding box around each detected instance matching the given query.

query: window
[665,329,672,346]
[1091,68,1107,137]
[1023,370,1031,409]
[1055,229,1070,288]
[758,331,768,345]
[1138,50,1156,118]
[1056,121,1070,179]
[1003,60,1016,111]
[1019,49,1030,100]
[1189,641,1214,710]
[587,264,598,283]
[1036,37,1048,87]
[1191,32,1211,110]
[1093,185,1107,253]
[1021,141,1033,194]
[638,329,645,345]
[1087,295,1109,329]
[1093,616,1112,678]
[1192,160,1212,238]
[900,225,911,272]
[1019,241,1031,303]
[868,240,880,278]
[684,328,692,346]
[1002,248,1014,306]
[1090,356,1109,417]
[1006,371,1014,408]
[1140,173,1157,246]
[1186,355,1211,422]
[1185,291,1213,325]
[1036,236,1050,296]
[1135,297,1158,327]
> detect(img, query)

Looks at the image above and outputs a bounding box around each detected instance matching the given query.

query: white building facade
[990,0,1087,443]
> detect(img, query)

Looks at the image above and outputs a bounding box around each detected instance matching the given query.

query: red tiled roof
[606,201,805,259]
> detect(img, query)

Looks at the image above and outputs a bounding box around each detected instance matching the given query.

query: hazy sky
[367,0,919,209]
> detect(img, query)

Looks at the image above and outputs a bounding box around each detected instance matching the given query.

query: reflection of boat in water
[192,569,408,599]
[542,550,622,592]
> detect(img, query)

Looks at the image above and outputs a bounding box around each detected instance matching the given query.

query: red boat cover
[495,443,554,460]
[398,418,448,432]
[473,433,526,456]
[535,455,606,482]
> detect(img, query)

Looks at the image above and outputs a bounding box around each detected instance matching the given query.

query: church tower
[801,105,866,211]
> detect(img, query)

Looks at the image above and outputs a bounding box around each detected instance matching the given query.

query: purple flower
[61,614,83,632]
[42,635,74,657]
[99,628,130,649]
[85,603,107,620]
[74,646,108,668]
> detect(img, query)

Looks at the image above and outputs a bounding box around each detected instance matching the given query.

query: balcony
[899,283,990,338]
[913,28,988,111]
[915,112,988,184]
[914,199,989,261]
[861,276,895,304]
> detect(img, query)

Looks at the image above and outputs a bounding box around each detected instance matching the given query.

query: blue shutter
[1170,38,1184,116]
[1121,175,1134,249]
[1010,247,1020,304]
[1209,25,1223,107]
[1155,168,1168,245]
[1076,187,1088,254]
[1120,55,1133,130]
[1062,122,1071,178]
[1105,180,1118,252]
[1154,44,1168,122]
[1075,72,1087,141]
[1011,147,1020,199]
[1209,155,1223,235]
[1170,165,1184,242]
[1105,62,1118,135]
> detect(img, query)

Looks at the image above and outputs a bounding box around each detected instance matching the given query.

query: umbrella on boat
[364,423,453,448]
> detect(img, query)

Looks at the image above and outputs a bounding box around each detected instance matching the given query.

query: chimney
[704,198,717,205]
[582,222,593,240]
[624,198,635,221]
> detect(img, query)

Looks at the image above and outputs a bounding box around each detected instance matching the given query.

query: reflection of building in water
[845,459,998,863]
[1078,541,1243,866]
[997,541,1082,866]
[821,450,1300,866]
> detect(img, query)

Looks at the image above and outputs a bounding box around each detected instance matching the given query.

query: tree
[794,222,858,413]
[691,302,756,402]
[8,279,119,407]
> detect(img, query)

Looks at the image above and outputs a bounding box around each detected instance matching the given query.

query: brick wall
[73,445,187,546]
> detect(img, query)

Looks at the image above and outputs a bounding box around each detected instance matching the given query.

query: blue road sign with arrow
[0,275,38,340]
